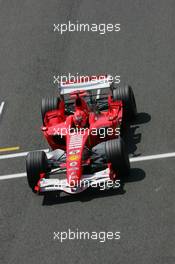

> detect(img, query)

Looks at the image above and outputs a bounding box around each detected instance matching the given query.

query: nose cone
[66,131,89,185]
[66,134,83,184]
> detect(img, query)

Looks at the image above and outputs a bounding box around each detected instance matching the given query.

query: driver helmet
[73,109,88,128]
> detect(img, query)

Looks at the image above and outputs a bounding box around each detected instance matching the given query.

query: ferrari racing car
[26,75,137,194]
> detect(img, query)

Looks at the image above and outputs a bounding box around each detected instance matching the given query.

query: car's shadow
[42,112,151,206]
[123,112,151,156]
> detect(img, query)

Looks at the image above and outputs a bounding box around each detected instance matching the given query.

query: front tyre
[26,151,48,192]
[105,137,130,180]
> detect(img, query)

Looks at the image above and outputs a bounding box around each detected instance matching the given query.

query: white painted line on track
[0,173,26,180]
[0,149,49,160]
[0,101,5,116]
[0,152,175,181]
[96,89,101,100]
[129,152,175,162]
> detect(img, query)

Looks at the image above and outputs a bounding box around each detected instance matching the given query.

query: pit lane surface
[0,0,175,263]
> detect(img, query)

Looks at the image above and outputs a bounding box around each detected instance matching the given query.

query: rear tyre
[26,151,48,192]
[113,85,137,121]
[105,137,130,180]
[41,96,60,124]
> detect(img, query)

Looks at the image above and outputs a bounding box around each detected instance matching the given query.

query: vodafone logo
[70,161,78,167]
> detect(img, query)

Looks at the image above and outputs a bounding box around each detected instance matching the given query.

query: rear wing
[58,75,113,95]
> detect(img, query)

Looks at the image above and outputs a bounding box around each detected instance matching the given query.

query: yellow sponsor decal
[69,155,79,161]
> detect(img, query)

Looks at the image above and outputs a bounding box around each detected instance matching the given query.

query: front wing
[38,168,118,194]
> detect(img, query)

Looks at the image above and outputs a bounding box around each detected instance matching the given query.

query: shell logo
[69,155,79,161]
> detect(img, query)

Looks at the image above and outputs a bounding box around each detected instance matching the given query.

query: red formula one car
[26,75,137,194]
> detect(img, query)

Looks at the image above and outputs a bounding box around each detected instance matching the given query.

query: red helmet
[73,109,88,128]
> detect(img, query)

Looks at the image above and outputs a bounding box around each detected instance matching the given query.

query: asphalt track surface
[0,1,175,263]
